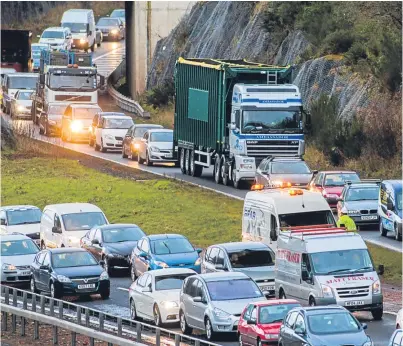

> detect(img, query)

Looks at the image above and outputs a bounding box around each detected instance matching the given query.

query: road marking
[117,287,129,292]
[384,311,398,316]
[93,47,125,62]
[364,238,402,253]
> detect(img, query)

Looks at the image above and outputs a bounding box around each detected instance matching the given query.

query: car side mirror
[139,251,148,258]
[39,74,45,84]
[0,219,6,226]
[193,296,205,304]
[247,319,256,325]
[99,260,105,266]
[52,226,62,234]
[295,327,306,335]
[337,197,343,202]
[142,286,152,293]
[313,170,318,175]
[40,265,49,270]
[196,248,203,254]
[92,239,100,245]
[377,264,384,276]
[361,323,368,330]
[260,171,268,175]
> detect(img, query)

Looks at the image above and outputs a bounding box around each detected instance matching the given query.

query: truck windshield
[310,249,374,275]
[279,210,335,228]
[62,22,88,34]
[17,91,34,100]
[42,31,64,39]
[9,76,37,89]
[97,18,120,26]
[48,74,96,91]
[228,248,275,268]
[271,161,311,174]
[242,109,300,133]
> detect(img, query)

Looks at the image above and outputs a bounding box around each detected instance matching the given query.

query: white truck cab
[242,186,335,242]
[275,227,384,320]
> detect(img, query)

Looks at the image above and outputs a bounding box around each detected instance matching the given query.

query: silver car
[1,233,40,286]
[10,90,34,118]
[201,242,276,298]
[179,272,265,341]
[138,129,177,166]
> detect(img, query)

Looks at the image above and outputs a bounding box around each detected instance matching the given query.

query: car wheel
[130,264,137,281]
[232,164,241,189]
[180,310,192,335]
[61,129,67,141]
[379,219,387,237]
[103,257,112,275]
[309,297,316,307]
[153,304,163,327]
[100,139,107,153]
[100,288,110,300]
[146,151,153,166]
[44,123,50,137]
[257,337,262,346]
[122,147,128,158]
[30,277,38,294]
[130,299,141,321]
[89,138,94,147]
[138,152,144,164]
[372,308,383,320]
[395,223,402,241]
[130,151,138,161]
[185,149,190,175]
[205,317,216,341]
[95,142,100,151]
[50,282,62,299]
[279,288,286,299]
[213,155,222,184]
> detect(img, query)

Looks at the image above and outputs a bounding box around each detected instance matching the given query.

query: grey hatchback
[279,306,372,346]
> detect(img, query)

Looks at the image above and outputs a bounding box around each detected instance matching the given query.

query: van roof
[246,188,330,215]
[44,203,103,215]
[7,73,38,78]
[0,205,40,212]
[70,103,101,109]
[214,241,270,252]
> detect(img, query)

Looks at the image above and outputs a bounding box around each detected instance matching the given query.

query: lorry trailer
[173,58,310,189]
[1,30,32,72]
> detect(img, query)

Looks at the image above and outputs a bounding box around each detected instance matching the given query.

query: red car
[238,299,301,346]
[308,170,360,209]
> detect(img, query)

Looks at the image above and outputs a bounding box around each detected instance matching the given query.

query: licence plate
[345,300,365,306]
[78,284,95,289]
[21,271,31,276]
[165,154,172,158]
[261,285,275,291]
[361,215,377,220]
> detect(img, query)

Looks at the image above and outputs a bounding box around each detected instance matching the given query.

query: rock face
[147,1,373,119]
[1,1,58,26]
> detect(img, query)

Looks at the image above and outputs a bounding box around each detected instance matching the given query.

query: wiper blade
[327,268,352,274]
[270,318,284,323]
[349,266,373,273]
[13,221,40,225]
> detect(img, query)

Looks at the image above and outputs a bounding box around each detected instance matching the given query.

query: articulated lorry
[32,49,104,124]
[173,58,310,189]
[1,30,32,72]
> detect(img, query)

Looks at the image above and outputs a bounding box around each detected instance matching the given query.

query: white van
[38,27,72,51]
[40,203,108,249]
[61,9,96,52]
[242,187,336,242]
[276,227,384,320]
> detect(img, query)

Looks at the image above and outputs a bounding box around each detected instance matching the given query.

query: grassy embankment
[2,137,401,285]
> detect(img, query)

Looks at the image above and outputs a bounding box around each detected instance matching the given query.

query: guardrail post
[77,307,81,325]
[58,300,63,319]
[5,286,9,304]
[155,328,160,346]
[22,291,28,310]
[12,313,17,332]
[13,289,17,306]
[85,308,90,327]
[136,322,142,341]
[117,317,122,336]
[99,312,104,332]
[195,339,200,346]
[2,311,8,331]
[20,316,26,336]
[34,320,39,339]
[89,337,95,346]
[50,298,54,316]
[32,294,37,312]
[40,295,45,314]
[71,331,76,346]
[175,334,180,346]
[53,326,58,345]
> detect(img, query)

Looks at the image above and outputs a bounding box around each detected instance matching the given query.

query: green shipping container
[174,58,293,152]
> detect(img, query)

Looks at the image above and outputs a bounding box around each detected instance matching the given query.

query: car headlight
[100,271,109,281]
[70,120,83,132]
[372,280,381,294]
[17,105,25,112]
[104,134,114,141]
[134,143,140,149]
[363,339,373,346]
[321,284,334,298]
[348,210,360,215]
[150,146,160,152]
[264,334,278,340]
[160,301,178,308]
[154,261,169,268]
[57,275,71,283]
[240,164,253,169]
[213,307,231,321]
[2,264,17,271]
[79,38,87,44]
[48,119,56,125]
[194,257,201,266]
[111,29,119,35]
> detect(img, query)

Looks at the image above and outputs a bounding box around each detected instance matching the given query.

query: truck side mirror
[39,74,45,84]
[387,201,393,211]
[230,123,236,130]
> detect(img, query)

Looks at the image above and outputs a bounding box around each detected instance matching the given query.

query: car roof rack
[280,225,354,239]
[345,179,381,186]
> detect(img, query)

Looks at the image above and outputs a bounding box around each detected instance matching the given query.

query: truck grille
[246,140,300,158]
[360,209,377,215]
[336,285,369,298]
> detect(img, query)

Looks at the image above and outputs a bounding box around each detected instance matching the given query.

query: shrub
[262,2,309,33]
[173,22,191,53]
[322,29,355,54]
[344,42,368,65]
[145,80,175,109]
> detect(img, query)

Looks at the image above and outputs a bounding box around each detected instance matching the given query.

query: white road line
[93,47,125,62]
[117,287,129,292]
[384,311,398,316]
[365,238,403,253]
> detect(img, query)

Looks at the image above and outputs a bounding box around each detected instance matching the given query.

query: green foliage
[322,29,354,54]
[262,2,308,32]
[145,80,175,109]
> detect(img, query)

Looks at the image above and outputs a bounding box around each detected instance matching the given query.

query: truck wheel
[180,148,186,174]
[214,155,222,184]
[189,150,203,177]
[221,157,230,186]
[232,165,241,189]
[39,125,44,135]
[371,308,383,320]
[185,149,191,175]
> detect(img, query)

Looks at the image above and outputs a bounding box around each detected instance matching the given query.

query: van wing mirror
[52,226,62,234]
[301,270,311,281]
[0,218,6,226]
[377,264,384,275]
[387,201,393,210]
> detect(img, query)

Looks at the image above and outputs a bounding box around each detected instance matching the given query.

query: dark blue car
[30,248,110,299]
[279,306,372,346]
[130,234,202,281]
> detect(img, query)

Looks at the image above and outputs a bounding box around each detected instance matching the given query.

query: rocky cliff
[147,1,374,119]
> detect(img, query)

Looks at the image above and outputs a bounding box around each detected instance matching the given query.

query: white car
[38,27,72,51]
[0,205,42,246]
[129,268,196,327]
[397,309,402,329]
[10,90,34,118]
[95,114,134,152]
[1,233,40,286]
[138,129,177,166]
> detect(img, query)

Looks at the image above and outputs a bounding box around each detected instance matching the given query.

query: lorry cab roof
[7,73,38,78]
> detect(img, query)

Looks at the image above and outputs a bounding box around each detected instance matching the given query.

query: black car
[39,103,69,137]
[30,248,110,299]
[279,306,372,346]
[80,224,146,275]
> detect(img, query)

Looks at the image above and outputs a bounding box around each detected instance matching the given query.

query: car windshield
[310,249,374,275]
[73,108,101,119]
[307,312,360,335]
[271,162,311,174]
[62,212,107,231]
[6,209,42,226]
[396,192,402,210]
[104,118,134,129]
[1,239,39,256]
[102,227,145,243]
[150,132,173,142]
[97,18,120,26]
[228,249,275,268]
[346,187,379,201]
[17,91,33,100]
[259,304,300,324]
[206,279,263,301]
[48,105,68,117]
[52,252,98,268]
[111,10,125,18]
[42,31,64,39]
[62,22,88,33]
[134,126,162,138]
[151,238,194,255]
[48,74,97,91]
[9,76,37,89]
[279,210,335,228]
[325,173,360,186]
[155,274,193,291]
[242,109,301,133]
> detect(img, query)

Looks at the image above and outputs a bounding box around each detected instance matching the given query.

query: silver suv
[179,272,265,341]
[201,242,276,297]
